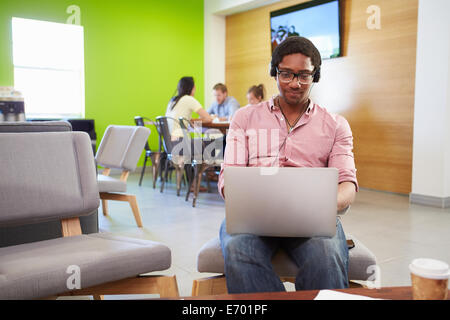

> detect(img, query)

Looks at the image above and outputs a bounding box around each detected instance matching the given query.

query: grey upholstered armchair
[0,121,98,247]
[0,131,178,299]
[192,233,378,296]
[192,208,377,296]
[96,125,150,228]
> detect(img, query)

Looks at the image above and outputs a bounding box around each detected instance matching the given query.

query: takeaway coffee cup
[409,258,450,300]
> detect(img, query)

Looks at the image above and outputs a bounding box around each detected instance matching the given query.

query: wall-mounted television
[270,0,342,59]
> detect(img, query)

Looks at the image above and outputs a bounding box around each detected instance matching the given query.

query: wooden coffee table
[182,286,450,300]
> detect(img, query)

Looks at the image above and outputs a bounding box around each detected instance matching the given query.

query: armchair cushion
[97,175,127,193]
[0,233,171,299]
[197,235,377,281]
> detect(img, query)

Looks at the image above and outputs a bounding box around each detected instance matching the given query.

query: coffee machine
[0,87,25,122]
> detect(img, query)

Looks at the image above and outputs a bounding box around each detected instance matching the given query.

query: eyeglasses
[276,67,315,84]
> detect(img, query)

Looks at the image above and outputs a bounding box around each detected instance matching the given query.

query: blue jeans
[219,217,349,293]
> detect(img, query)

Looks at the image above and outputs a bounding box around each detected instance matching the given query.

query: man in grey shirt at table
[207,83,240,121]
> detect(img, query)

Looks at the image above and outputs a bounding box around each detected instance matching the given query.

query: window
[12,17,85,119]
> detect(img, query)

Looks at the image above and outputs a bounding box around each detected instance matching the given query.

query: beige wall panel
[226,0,417,194]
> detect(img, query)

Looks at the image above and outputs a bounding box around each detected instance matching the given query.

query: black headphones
[270,62,321,83]
[312,67,320,83]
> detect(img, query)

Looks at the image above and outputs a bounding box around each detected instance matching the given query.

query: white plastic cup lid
[409,258,450,280]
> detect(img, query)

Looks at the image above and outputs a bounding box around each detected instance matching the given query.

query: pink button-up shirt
[218,98,358,198]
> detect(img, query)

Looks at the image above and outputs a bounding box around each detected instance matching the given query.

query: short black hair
[270,36,322,82]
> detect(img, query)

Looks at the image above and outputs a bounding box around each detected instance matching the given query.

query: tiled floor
[94,172,450,298]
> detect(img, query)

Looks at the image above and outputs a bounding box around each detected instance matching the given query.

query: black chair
[178,117,224,207]
[155,116,188,196]
[66,119,97,155]
[134,116,166,188]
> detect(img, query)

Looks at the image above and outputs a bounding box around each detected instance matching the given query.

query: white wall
[211,0,281,15]
[411,0,450,202]
[203,0,281,108]
[204,1,226,108]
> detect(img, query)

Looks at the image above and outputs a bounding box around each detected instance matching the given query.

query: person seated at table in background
[166,76,214,138]
[207,83,240,121]
[246,84,266,105]
[166,76,217,192]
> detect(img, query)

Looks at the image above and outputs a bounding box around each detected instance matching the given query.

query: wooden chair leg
[127,195,143,228]
[59,275,179,298]
[100,192,143,228]
[101,199,108,216]
[192,275,228,296]
[157,275,180,298]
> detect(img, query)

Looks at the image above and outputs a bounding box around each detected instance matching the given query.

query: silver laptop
[224,167,338,237]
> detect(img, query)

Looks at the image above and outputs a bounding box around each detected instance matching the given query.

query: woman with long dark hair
[165,76,213,136]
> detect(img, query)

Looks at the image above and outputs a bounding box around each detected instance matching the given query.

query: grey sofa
[0,121,98,247]
[0,131,178,299]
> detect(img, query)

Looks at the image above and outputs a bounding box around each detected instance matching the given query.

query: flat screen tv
[270,0,342,59]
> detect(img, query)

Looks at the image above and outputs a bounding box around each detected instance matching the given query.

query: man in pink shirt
[218,36,358,293]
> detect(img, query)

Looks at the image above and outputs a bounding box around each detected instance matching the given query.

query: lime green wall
[0,0,204,162]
